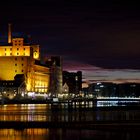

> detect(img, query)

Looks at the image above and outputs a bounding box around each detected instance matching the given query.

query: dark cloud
[0,0,140,82]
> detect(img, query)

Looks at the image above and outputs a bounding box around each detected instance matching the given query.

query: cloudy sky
[0,0,140,83]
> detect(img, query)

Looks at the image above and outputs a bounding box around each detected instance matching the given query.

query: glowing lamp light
[28,92,35,97]
[33,51,39,59]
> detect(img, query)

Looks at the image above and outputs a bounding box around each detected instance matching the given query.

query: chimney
[8,23,12,44]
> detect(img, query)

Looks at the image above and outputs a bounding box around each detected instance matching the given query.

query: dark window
[5,53,6,56]
[15,58,17,60]
[22,70,24,72]
[5,48,6,51]
[17,48,19,50]
[21,57,24,60]
[22,64,24,66]
[15,64,17,66]
[10,53,12,55]
[10,48,12,51]
[24,48,25,50]
[17,53,19,55]
[15,70,17,72]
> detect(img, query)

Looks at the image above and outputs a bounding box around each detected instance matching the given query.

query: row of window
[2,83,14,86]
[15,70,24,72]
[4,53,26,56]
[4,48,26,51]
[15,57,24,60]
[13,43,22,46]
[15,64,24,66]
[13,40,22,43]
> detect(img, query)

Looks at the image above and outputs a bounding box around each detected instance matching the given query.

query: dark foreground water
[0,128,139,140]
[0,103,140,140]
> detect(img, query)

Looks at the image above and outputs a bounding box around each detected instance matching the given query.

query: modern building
[0,24,62,99]
[87,82,140,98]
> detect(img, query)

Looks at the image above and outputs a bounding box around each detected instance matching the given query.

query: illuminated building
[0,24,62,99]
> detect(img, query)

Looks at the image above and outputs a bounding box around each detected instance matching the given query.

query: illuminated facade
[0,24,51,98]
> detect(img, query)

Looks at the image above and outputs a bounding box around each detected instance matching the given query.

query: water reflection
[0,104,140,140]
[0,128,49,140]
[97,100,140,107]
[0,104,140,122]
[0,128,139,140]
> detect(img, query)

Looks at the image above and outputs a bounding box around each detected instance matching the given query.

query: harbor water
[0,103,140,140]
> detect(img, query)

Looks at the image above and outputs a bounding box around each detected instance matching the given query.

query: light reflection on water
[0,128,139,140]
[0,104,140,122]
[97,100,140,107]
[0,104,140,139]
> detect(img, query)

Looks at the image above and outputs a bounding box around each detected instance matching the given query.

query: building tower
[8,23,12,44]
[0,24,51,99]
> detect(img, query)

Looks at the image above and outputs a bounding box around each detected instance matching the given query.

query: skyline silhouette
[0,0,140,83]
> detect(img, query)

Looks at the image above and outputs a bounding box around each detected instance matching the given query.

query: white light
[53,98,59,102]
[100,85,104,88]
[97,82,101,85]
[97,96,140,100]
[21,92,24,97]
[28,92,35,97]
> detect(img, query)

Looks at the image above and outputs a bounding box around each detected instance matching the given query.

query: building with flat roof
[0,24,62,99]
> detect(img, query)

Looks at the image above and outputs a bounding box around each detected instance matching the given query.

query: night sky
[0,0,140,83]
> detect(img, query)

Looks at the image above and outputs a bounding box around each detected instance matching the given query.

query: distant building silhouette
[46,56,63,97]
[63,71,82,95]
[88,82,140,98]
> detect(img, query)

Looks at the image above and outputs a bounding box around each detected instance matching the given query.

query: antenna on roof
[8,23,12,44]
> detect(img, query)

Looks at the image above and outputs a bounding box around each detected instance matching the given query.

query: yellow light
[33,51,39,59]
[26,79,31,91]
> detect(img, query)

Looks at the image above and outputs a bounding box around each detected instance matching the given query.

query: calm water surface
[0,104,140,140]
[0,104,140,121]
[0,128,139,140]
